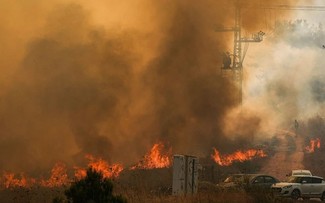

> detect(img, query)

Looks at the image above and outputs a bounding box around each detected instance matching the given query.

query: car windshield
[288,176,302,183]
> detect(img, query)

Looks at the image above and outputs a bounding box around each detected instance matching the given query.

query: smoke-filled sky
[0,0,323,173]
[242,0,325,135]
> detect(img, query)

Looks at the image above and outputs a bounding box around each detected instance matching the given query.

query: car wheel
[321,191,325,201]
[291,189,300,200]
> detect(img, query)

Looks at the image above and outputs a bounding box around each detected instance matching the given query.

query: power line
[264,5,325,11]
[245,5,325,11]
[216,3,325,105]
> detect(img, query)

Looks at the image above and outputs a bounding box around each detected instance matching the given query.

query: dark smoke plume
[0,0,295,172]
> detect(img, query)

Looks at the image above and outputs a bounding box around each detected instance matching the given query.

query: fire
[74,167,87,180]
[2,172,35,188]
[131,142,172,169]
[1,156,124,189]
[1,163,69,189]
[74,155,123,179]
[40,162,69,187]
[305,138,321,153]
[211,148,267,166]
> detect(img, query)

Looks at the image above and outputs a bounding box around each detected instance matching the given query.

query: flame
[1,156,123,189]
[1,163,69,189]
[40,162,69,187]
[2,172,36,188]
[305,138,321,153]
[74,155,123,180]
[211,148,267,166]
[131,142,172,169]
[74,167,87,180]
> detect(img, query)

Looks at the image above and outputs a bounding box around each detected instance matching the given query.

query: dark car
[218,174,279,191]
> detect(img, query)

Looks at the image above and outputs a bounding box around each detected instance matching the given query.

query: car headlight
[282,185,292,189]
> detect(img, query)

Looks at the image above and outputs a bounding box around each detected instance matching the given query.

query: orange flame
[2,172,36,188]
[1,156,124,189]
[131,142,172,169]
[40,162,69,187]
[74,167,87,180]
[74,155,123,180]
[305,138,321,153]
[211,148,267,166]
[2,163,68,189]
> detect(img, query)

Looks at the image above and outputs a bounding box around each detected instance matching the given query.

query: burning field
[0,141,268,189]
[1,0,325,202]
[211,148,267,166]
[0,140,272,202]
[0,142,170,189]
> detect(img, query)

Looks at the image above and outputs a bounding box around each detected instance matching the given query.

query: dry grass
[0,187,257,203]
[0,186,67,203]
[0,184,316,203]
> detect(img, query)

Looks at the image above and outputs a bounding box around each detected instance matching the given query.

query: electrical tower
[216,3,265,105]
[216,2,325,105]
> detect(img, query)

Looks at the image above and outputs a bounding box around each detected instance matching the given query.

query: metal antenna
[216,1,265,105]
[216,2,325,105]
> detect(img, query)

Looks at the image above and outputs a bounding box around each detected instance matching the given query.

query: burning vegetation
[2,172,35,189]
[131,142,172,170]
[40,162,69,187]
[305,138,321,153]
[211,148,267,166]
[1,142,270,189]
[1,163,68,189]
[0,142,175,189]
[1,156,123,189]
[74,155,123,180]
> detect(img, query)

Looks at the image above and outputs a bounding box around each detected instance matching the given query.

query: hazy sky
[295,0,325,23]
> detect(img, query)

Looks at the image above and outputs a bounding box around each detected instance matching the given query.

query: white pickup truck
[271,175,325,200]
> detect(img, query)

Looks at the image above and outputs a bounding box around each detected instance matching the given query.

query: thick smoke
[0,3,139,171]
[0,0,296,173]
[243,18,325,134]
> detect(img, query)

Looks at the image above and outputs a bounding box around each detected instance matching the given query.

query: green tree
[65,168,126,203]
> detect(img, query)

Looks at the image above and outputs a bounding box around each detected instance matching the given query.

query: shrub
[65,168,126,203]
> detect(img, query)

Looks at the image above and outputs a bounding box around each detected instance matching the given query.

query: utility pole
[216,2,264,105]
[216,3,325,105]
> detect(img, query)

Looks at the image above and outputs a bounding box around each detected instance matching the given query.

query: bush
[65,168,126,203]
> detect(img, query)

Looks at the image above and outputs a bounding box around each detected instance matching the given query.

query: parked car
[272,175,325,200]
[218,174,279,191]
